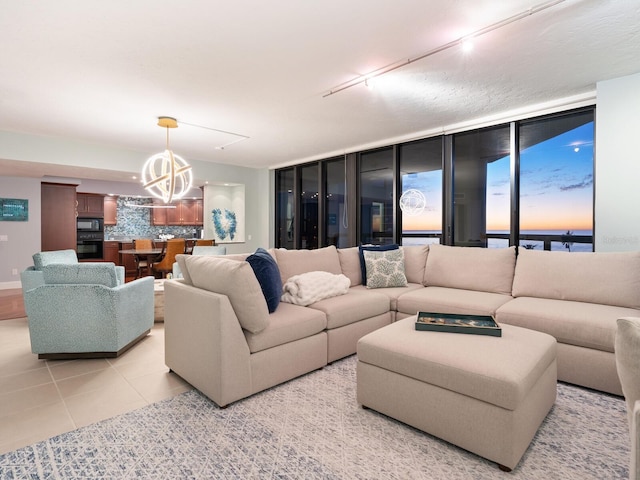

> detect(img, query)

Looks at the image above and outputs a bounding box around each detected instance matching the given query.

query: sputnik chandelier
[142,116,193,203]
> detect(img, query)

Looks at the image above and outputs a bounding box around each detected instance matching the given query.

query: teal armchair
[21,254,153,359]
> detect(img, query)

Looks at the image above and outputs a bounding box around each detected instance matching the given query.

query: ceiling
[1,0,639,183]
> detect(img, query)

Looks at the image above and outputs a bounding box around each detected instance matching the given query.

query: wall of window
[275,107,594,251]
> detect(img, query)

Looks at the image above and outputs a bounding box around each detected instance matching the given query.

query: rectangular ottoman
[356,316,557,471]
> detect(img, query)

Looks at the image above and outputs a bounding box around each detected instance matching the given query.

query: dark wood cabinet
[150,200,167,225]
[77,193,105,217]
[152,199,203,226]
[103,241,120,264]
[104,196,117,225]
[41,183,77,252]
[118,242,137,277]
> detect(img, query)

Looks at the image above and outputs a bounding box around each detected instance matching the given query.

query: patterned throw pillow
[363,248,408,288]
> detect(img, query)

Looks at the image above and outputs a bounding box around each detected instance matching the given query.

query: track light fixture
[323,0,567,97]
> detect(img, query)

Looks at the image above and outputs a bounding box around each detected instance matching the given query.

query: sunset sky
[403,122,594,233]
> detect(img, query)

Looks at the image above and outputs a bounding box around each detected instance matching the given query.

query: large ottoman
[356,316,557,471]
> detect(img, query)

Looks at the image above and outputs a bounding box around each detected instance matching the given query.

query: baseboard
[0,281,22,290]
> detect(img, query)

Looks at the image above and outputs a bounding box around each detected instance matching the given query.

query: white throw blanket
[281,271,351,306]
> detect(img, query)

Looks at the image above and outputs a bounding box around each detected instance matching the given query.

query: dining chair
[151,238,186,278]
[195,239,215,246]
[133,238,154,278]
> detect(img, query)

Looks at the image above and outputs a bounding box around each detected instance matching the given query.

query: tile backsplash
[104,196,201,240]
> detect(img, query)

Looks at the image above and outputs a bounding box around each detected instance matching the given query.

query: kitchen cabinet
[151,200,167,225]
[41,183,77,252]
[77,193,105,217]
[152,199,203,226]
[104,196,117,225]
[103,241,120,264]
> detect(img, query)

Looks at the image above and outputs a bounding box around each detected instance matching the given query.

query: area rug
[0,356,630,479]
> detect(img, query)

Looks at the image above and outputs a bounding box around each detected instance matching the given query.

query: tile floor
[0,318,192,455]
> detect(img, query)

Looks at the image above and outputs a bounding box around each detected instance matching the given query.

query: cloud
[559,174,593,191]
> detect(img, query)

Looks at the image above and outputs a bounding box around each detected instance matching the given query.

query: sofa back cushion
[512,249,640,308]
[275,245,342,285]
[402,245,429,284]
[184,255,270,333]
[33,249,78,270]
[424,244,516,295]
[338,247,362,286]
[41,263,118,288]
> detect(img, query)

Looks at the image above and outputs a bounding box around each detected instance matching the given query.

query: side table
[153,279,165,322]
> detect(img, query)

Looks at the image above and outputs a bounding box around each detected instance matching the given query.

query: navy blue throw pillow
[358,244,400,286]
[246,248,281,313]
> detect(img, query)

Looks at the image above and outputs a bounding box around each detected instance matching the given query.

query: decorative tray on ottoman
[415,311,502,337]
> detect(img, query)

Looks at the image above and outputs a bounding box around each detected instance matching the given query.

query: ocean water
[403,230,593,252]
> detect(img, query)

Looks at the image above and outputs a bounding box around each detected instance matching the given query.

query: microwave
[77,218,103,232]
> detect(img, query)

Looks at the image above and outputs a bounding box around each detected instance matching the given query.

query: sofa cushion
[396,286,513,317]
[402,245,429,284]
[246,248,281,313]
[33,249,78,270]
[358,244,399,286]
[351,283,423,311]
[424,244,516,295]
[244,302,327,353]
[185,255,270,334]
[496,296,640,353]
[41,263,119,288]
[307,290,389,330]
[275,246,342,286]
[363,248,408,288]
[338,247,362,286]
[512,249,640,309]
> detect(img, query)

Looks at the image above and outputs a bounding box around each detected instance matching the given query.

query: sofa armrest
[164,280,252,407]
[633,400,640,480]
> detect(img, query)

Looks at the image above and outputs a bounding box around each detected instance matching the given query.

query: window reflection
[324,158,348,247]
[399,138,443,246]
[453,125,511,247]
[360,148,394,245]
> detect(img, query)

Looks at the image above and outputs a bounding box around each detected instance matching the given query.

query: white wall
[595,72,640,252]
[0,177,41,287]
[0,131,270,286]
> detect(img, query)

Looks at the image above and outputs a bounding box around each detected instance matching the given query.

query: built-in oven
[77,223,104,260]
[77,237,104,260]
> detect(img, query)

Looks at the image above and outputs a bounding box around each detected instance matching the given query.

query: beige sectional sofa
[164,243,638,407]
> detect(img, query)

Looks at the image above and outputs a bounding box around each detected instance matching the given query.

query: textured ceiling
[1,0,639,181]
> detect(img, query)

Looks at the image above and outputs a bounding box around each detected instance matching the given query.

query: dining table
[118,248,164,277]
